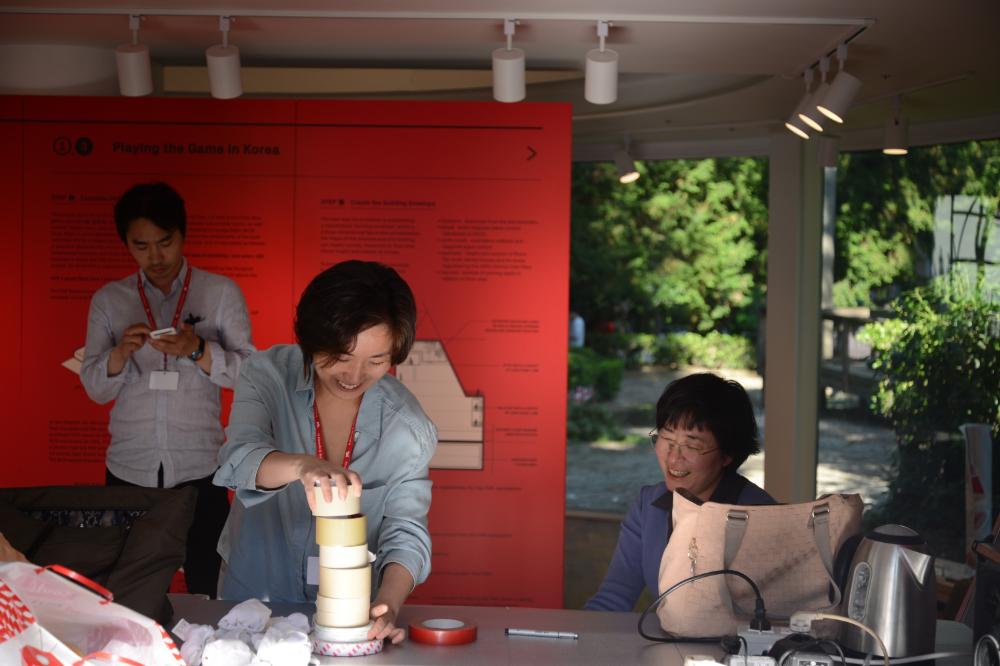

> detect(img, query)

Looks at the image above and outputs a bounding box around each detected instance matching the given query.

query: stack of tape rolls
[311,481,383,657]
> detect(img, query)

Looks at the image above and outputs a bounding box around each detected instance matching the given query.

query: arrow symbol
[527,145,537,161]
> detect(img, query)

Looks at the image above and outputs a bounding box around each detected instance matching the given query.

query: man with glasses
[585,372,774,611]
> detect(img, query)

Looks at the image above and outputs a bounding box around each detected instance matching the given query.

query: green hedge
[589,331,754,370]
[568,348,624,402]
[566,402,625,442]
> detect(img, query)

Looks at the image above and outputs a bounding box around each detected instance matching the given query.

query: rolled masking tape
[315,595,370,628]
[312,481,361,517]
[318,564,371,599]
[316,515,367,547]
[312,621,374,644]
[408,618,478,646]
[312,638,383,657]
[319,544,373,569]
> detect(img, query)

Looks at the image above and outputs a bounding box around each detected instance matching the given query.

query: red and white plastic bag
[0,561,185,666]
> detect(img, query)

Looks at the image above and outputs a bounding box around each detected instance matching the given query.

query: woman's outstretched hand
[369,602,405,644]
[294,455,363,513]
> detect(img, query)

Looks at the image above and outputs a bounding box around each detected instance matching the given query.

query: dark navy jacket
[585,471,775,611]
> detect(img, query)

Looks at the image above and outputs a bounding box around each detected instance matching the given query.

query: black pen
[505,627,579,640]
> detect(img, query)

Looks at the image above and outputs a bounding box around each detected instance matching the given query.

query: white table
[169,595,716,665]
[168,595,973,665]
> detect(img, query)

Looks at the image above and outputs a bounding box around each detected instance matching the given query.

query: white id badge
[149,370,180,391]
[306,556,319,586]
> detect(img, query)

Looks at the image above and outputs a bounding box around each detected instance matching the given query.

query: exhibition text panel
[8,97,570,608]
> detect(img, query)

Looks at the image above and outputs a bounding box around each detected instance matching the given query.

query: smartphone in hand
[149,326,177,339]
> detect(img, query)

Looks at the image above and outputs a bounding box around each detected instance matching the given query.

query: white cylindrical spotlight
[882,115,909,155]
[492,47,525,102]
[585,48,618,105]
[798,81,829,132]
[784,117,810,140]
[115,43,152,97]
[116,15,152,97]
[613,149,639,184]
[207,16,241,99]
[817,71,862,124]
[799,56,831,132]
[206,44,242,99]
[585,20,617,105]
[784,93,812,139]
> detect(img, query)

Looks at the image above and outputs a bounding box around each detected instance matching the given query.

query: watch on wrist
[189,336,205,361]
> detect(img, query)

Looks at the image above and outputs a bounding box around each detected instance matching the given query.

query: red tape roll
[408,618,478,646]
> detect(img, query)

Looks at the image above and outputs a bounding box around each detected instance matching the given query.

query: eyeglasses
[647,430,718,458]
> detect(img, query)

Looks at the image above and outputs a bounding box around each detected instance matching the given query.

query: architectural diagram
[396,340,484,470]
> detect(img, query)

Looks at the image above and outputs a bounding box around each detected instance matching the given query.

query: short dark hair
[295,260,416,367]
[114,182,187,243]
[655,372,761,469]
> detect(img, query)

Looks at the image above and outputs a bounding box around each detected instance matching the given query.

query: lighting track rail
[0,7,874,27]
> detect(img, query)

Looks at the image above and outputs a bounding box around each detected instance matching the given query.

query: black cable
[818,638,847,666]
[777,637,847,666]
[719,634,748,657]
[637,567,768,644]
[778,642,813,666]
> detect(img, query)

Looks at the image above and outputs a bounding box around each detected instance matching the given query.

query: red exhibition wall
[0,96,571,608]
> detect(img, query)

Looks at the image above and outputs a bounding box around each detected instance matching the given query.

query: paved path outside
[566,366,895,514]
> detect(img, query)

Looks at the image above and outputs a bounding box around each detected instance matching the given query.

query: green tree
[859,275,1000,559]
[834,140,1000,306]
[571,157,768,335]
[861,276,999,442]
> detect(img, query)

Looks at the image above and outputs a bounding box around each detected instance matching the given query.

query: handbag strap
[720,502,843,617]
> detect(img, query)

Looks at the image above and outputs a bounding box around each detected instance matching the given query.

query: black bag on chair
[0,485,196,624]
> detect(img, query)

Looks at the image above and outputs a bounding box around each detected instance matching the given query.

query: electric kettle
[840,524,936,657]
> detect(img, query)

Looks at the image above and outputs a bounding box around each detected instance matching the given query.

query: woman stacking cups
[214,260,437,649]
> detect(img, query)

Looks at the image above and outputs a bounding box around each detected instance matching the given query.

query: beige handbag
[656,489,863,636]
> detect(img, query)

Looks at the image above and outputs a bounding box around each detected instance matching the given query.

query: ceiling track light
[492,18,525,103]
[785,68,813,140]
[817,43,862,124]
[798,56,830,132]
[115,14,153,97]
[883,95,909,155]
[206,15,242,99]
[585,20,618,105]
[614,134,639,184]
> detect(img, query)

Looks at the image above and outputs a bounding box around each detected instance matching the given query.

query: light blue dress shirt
[213,344,436,603]
[80,259,255,487]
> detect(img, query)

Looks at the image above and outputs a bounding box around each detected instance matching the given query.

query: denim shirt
[213,344,436,603]
[585,472,774,612]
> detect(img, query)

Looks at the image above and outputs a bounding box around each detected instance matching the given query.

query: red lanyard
[137,267,192,370]
[314,400,359,469]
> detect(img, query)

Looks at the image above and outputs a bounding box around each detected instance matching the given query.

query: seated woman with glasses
[585,372,774,611]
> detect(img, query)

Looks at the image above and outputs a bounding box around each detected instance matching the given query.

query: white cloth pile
[173,599,313,666]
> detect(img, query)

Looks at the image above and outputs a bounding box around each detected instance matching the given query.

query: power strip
[725,656,777,666]
[737,624,796,656]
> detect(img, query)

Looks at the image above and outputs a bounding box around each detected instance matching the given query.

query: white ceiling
[1,1,998,158]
